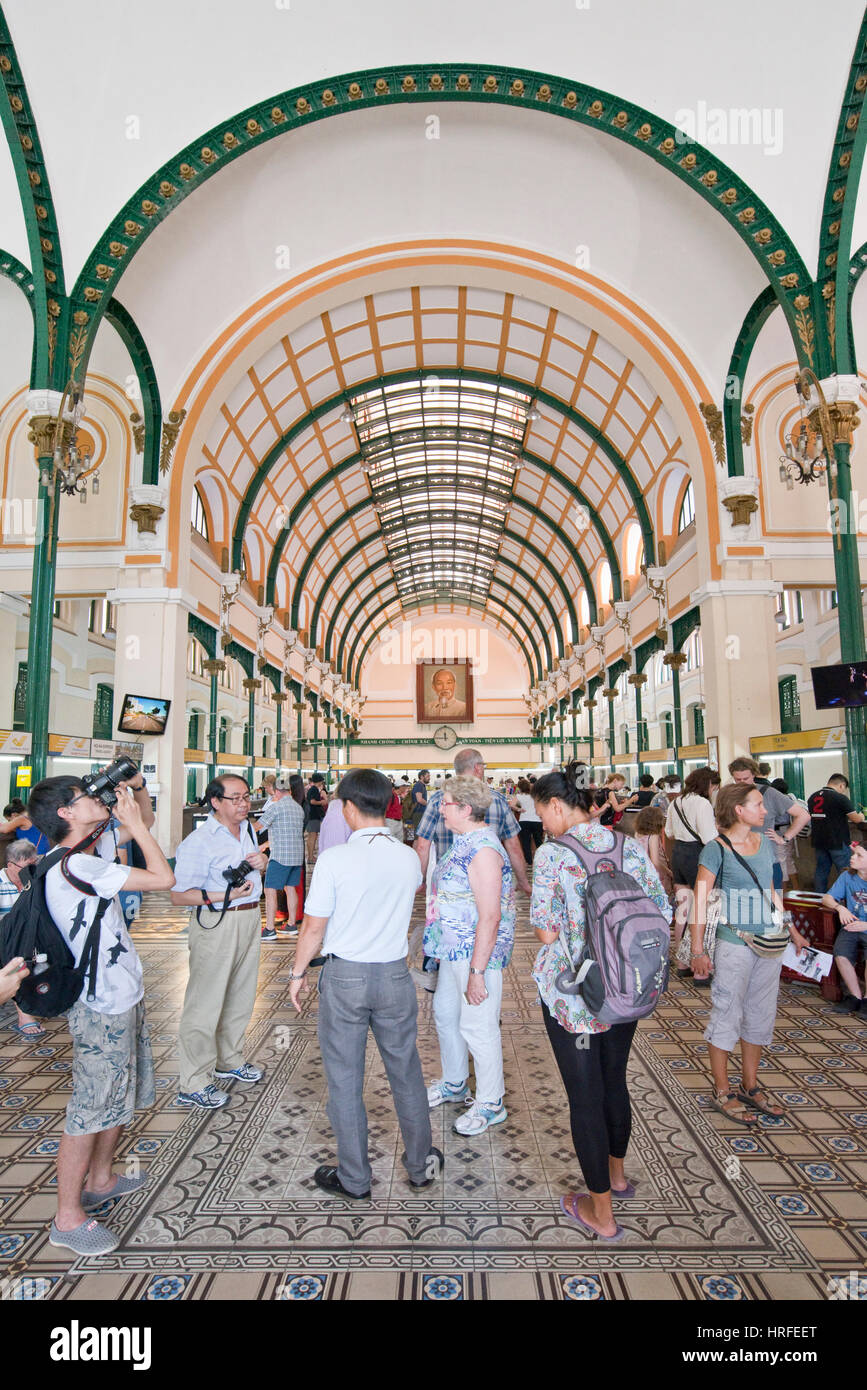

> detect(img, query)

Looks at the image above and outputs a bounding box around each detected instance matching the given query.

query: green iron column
[294,699,304,774]
[243,678,258,787]
[606,689,616,776]
[23,415,64,782]
[203,659,222,782]
[667,654,686,780]
[586,699,596,768]
[827,425,867,803]
[275,691,284,769]
[633,676,646,780]
[325,717,333,777]
[312,704,319,772]
[571,705,578,761]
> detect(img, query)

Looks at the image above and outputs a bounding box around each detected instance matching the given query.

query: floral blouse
[531,821,671,1034]
[424,829,515,969]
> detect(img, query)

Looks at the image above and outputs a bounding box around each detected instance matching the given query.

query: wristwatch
[469,966,485,975]
[289,969,307,981]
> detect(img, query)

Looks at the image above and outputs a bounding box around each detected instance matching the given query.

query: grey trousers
[317,955,433,1195]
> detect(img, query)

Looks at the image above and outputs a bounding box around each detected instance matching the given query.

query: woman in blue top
[424,775,515,1137]
[531,764,670,1242]
[690,782,809,1126]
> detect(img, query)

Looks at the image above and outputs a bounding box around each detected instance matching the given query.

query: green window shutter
[218,717,228,754]
[662,712,673,747]
[92,683,114,739]
[778,677,801,734]
[187,711,202,748]
[13,663,28,731]
[693,706,705,743]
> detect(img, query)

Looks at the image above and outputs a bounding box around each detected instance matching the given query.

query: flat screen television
[811,662,867,709]
[117,694,172,736]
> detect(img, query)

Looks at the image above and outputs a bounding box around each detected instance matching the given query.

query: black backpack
[0,828,111,1018]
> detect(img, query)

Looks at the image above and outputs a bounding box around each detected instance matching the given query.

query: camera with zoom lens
[222,860,253,889]
[80,755,141,809]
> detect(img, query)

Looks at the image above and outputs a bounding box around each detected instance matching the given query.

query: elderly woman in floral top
[531,763,670,1242]
[423,776,515,1136]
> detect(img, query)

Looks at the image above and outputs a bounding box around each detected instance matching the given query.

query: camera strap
[195,881,235,931]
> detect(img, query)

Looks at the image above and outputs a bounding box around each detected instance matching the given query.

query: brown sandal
[736,1086,784,1118]
[712,1089,759,1126]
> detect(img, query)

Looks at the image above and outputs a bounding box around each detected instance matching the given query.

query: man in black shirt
[305,773,328,866]
[808,774,865,893]
[634,774,656,809]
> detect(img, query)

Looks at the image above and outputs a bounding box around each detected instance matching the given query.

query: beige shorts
[703,940,783,1051]
[65,999,154,1136]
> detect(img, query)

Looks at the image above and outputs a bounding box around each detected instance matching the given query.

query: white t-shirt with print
[44,831,141,1015]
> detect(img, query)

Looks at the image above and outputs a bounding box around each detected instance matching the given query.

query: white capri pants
[703,940,783,1051]
[432,957,505,1105]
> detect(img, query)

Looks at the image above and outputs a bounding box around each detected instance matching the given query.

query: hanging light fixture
[41,381,101,501]
[779,372,829,490]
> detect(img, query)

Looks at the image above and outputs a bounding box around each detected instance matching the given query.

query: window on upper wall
[191,486,209,539]
[218,715,228,754]
[88,599,115,636]
[779,590,804,630]
[579,590,590,630]
[677,481,695,533]
[598,563,612,607]
[657,653,672,685]
[661,711,674,747]
[624,522,643,576]
[685,631,703,670]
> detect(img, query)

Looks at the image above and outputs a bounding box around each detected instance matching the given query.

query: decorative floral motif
[827,1136,858,1152]
[0,1233,29,1256]
[700,1275,744,1300]
[562,1275,604,1300]
[143,1275,189,1301]
[729,1137,761,1153]
[422,1275,463,1301]
[278,1275,325,1301]
[796,1162,839,1182]
[772,1194,814,1216]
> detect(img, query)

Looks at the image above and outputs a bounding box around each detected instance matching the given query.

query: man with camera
[24,765,173,1257]
[171,775,268,1109]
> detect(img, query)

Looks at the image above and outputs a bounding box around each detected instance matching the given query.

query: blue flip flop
[611,1180,637,1200]
[560,1192,626,1241]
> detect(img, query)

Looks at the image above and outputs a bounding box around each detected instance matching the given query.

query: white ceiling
[2,0,862,285]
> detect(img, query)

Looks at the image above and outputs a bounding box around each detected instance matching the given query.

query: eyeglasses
[223,793,252,804]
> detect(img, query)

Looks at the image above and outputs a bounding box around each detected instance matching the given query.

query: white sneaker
[427,1078,472,1108]
[453,1100,508,1135]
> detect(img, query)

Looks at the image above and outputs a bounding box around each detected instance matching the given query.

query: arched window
[598,562,612,606]
[685,630,703,670]
[187,637,207,678]
[88,599,115,636]
[692,705,705,743]
[579,590,590,629]
[624,522,643,576]
[657,654,672,685]
[191,486,209,539]
[617,671,629,699]
[187,710,202,749]
[677,482,695,534]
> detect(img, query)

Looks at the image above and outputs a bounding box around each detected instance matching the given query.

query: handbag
[671,798,703,888]
[716,833,791,958]
[674,843,724,968]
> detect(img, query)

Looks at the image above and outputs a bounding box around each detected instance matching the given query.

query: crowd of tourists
[0,747,862,1253]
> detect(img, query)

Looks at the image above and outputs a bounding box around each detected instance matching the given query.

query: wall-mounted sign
[15,765,31,788]
[750,727,845,755]
[0,731,32,755]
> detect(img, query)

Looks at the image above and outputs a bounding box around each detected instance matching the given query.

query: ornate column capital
[202,658,226,676]
[128,483,169,548]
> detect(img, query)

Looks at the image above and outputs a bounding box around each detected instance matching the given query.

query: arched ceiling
[192,284,685,677]
[1,0,861,283]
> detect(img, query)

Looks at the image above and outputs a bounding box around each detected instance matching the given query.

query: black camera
[80,755,141,809]
[222,860,253,889]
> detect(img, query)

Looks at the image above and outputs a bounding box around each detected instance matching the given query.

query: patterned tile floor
[1,887,866,1302]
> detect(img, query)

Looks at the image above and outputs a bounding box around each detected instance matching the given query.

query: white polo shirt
[305,825,422,962]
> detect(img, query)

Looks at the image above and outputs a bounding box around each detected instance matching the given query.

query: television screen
[117,694,172,736]
[811,663,867,709]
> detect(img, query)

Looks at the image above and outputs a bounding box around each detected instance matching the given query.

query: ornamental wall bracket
[128,502,164,534]
[699,401,726,467]
[722,493,759,527]
[740,403,755,446]
[159,408,186,475]
[129,411,145,454]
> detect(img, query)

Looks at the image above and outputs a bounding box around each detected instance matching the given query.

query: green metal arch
[0,6,68,387]
[65,61,810,391]
[325,550,562,675]
[288,499,588,636]
[104,298,162,486]
[330,561,557,678]
[815,12,867,375]
[671,606,702,651]
[723,284,778,477]
[847,239,867,369]
[240,368,641,593]
[187,611,217,659]
[348,592,540,688]
[223,639,253,677]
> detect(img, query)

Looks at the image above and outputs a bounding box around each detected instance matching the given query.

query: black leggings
[519,820,544,864]
[541,1001,638,1194]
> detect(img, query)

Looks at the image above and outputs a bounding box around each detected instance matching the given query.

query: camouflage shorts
[65,999,155,1136]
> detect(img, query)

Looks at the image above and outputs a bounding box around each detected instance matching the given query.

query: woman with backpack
[689,782,810,1125]
[530,764,670,1241]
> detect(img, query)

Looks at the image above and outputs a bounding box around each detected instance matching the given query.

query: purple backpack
[553,833,670,1024]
